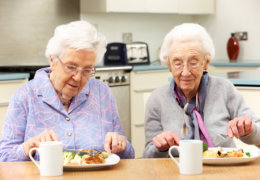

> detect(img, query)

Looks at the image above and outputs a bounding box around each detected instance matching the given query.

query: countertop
[132,64,168,72]
[0,73,30,81]
[1,65,260,87]
[132,61,260,71]
[213,70,260,86]
[210,61,260,67]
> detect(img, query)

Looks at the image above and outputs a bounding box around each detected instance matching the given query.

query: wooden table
[1,158,260,180]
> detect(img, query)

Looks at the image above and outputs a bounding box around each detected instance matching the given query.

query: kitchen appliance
[126,42,150,65]
[95,66,132,141]
[104,42,150,66]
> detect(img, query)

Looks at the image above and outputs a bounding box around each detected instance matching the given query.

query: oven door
[110,85,131,142]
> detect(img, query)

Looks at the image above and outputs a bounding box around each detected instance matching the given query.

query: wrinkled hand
[104,132,127,154]
[23,129,60,158]
[227,115,253,138]
[152,131,181,152]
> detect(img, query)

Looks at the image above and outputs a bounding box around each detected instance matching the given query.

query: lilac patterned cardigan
[0,67,134,161]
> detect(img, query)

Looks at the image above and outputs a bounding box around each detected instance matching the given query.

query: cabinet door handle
[134,88,155,93]
[134,122,144,127]
[0,102,9,106]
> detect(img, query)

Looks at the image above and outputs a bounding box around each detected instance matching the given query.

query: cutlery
[220,134,229,138]
[181,103,189,137]
[63,149,101,157]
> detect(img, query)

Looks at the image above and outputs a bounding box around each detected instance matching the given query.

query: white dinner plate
[203,148,260,165]
[63,153,120,170]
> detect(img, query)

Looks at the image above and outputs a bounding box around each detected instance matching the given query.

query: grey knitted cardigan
[143,75,260,158]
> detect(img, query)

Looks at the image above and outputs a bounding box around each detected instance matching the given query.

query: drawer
[131,70,171,90]
[0,79,28,103]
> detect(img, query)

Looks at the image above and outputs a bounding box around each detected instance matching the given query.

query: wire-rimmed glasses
[58,57,96,77]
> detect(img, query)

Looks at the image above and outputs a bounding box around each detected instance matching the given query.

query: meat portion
[84,155,105,164]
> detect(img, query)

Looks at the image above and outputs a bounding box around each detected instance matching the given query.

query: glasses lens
[81,67,95,77]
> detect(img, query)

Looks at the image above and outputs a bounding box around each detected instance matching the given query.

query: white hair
[160,23,215,66]
[45,20,107,65]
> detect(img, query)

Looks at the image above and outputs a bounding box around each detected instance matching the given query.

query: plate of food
[203,147,259,165]
[63,149,120,170]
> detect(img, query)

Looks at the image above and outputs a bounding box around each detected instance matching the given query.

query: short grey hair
[45,20,106,65]
[160,23,215,66]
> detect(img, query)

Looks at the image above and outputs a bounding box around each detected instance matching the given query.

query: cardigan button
[68,132,72,136]
[66,117,70,121]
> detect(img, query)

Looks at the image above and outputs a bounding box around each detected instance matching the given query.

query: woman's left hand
[227,115,253,138]
[104,132,127,154]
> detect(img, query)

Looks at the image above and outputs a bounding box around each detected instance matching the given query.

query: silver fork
[220,134,229,138]
[181,103,189,137]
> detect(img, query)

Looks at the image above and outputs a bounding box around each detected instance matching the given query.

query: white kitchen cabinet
[81,0,215,14]
[233,87,260,151]
[81,0,146,13]
[178,0,215,14]
[0,79,28,138]
[130,69,171,158]
[237,87,260,117]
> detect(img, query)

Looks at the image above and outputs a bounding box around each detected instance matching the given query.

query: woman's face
[49,48,96,102]
[168,40,210,100]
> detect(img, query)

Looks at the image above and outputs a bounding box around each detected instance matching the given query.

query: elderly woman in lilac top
[0,21,134,161]
[143,23,260,158]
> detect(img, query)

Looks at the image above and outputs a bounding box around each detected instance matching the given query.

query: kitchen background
[0,0,260,66]
[1,0,260,158]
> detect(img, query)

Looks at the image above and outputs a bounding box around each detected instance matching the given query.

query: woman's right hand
[23,129,60,158]
[152,131,180,152]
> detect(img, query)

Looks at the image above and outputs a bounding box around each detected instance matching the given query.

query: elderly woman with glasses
[143,23,260,158]
[0,21,134,161]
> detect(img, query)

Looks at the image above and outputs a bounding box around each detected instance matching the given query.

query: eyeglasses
[169,57,203,70]
[57,57,96,77]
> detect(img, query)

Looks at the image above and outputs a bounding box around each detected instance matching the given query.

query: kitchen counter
[213,70,260,87]
[210,61,260,67]
[132,64,168,72]
[0,73,30,81]
[132,61,260,72]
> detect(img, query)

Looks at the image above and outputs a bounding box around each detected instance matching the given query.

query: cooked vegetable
[203,148,248,158]
[63,151,75,165]
[203,149,218,158]
[245,152,251,157]
[70,154,82,164]
[227,149,243,157]
[63,149,109,165]
[98,151,109,159]
[203,142,208,152]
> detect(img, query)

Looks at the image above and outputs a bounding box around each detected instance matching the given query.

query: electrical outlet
[234,32,248,41]
[240,32,248,40]
[122,33,133,43]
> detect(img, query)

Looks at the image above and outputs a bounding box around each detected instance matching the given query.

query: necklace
[61,100,72,105]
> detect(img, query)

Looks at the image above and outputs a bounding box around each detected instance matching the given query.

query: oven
[95,66,132,142]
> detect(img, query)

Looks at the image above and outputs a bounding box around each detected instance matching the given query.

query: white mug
[29,141,63,176]
[168,140,203,175]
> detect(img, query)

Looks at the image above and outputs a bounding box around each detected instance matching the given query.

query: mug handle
[168,146,180,168]
[29,147,40,170]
